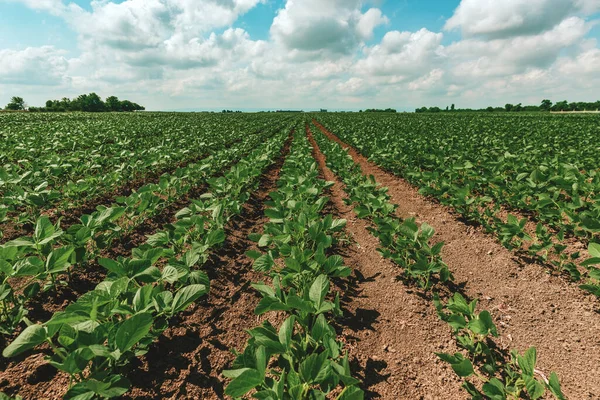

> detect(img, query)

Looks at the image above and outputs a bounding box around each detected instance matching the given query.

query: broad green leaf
[309,275,329,310]
[3,324,47,357]
[172,284,207,313]
[115,313,153,352]
[225,369,263,397]
[517,347,537,376]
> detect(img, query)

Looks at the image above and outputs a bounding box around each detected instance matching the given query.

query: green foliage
[435,294,565,399]
[225,126,363,399]
[1,118,294,398]
[314,113,600,295]
[4,96,26,111]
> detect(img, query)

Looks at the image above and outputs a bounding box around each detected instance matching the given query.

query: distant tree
[540,99,553,111]
[5,96,26,111]
[451,104,455,111]
[551,100,569,112]
[486,106,494,112]
[505,103,514,112]
[105,96,121,112]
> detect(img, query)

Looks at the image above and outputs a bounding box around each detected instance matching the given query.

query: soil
[307,124,464,399]
[312,119,600,399]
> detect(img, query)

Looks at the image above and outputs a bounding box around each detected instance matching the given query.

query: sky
[0,0,599,111]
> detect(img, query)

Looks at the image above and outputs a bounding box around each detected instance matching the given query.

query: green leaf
[115,313,153,353]
[337,385,364,400]
[547,372,566,400]
[225,369,263,397]
[451,357,474,377]
[517,347,537,376]
[309,275,330,310]
[254,253,274,272]
[172,284,207,313]
[161,266,179,284]
[524,375,545,400]
[278,316,295,349]
[588,242,600,259]
[98,258,126,276]
[46,246,75,273]
[2,324,47,358]
[258,234,271,247]
[482,378,506,400]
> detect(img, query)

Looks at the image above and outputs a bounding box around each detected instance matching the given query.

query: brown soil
[313,119,600,399]
[307,125,464,399]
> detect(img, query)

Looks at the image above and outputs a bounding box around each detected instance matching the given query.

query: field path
[312,119,600,399]
[308,125,464,400]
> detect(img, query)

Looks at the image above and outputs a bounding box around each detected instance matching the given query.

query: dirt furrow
[307,125,464,400]
[313,120,600,399]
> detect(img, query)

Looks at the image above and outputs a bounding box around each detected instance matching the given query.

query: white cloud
[356,28,444,78]
[408,69,445,91]
[0,46,69,85]
[270,0,387,55]
[448,17,590,78]
[445,0,592,39]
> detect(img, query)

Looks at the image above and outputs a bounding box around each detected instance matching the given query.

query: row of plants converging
[0,122,286,337]
[0,113,290,235]
[312,115,600,300]
[223,124,364,399]
[0,124,292,399]
[308,121,566,400]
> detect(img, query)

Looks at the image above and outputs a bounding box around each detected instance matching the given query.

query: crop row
[0,122,284,336]
[0,123,292,399]
[309,121,566,400]
[0,113,291,233]
[312,115,600,300]
[223,124,363,399]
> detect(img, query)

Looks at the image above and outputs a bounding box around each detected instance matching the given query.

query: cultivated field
[0,112,599,399]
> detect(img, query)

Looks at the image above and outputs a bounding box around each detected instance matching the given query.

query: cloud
[356,28,444,78]
[408,69,445,91]
[445,0,592,39]
[270,0,388,55]
[0,46,69,85]
[447,17,590,78]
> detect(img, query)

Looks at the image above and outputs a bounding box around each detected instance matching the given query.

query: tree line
[416,99,600,113]
[3,93,145,112]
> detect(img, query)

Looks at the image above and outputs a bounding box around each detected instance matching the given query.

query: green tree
[540,99,553,111]
[505,103,514,112]
[5,96,26,111]
[105,96,122,112]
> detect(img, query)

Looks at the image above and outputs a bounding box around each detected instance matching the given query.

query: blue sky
[1,0,599,111]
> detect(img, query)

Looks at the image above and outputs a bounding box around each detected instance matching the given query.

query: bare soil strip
[312,120,600,399]
[307,125,464,399]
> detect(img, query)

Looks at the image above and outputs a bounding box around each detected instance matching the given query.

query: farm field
[0,112,599,400]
